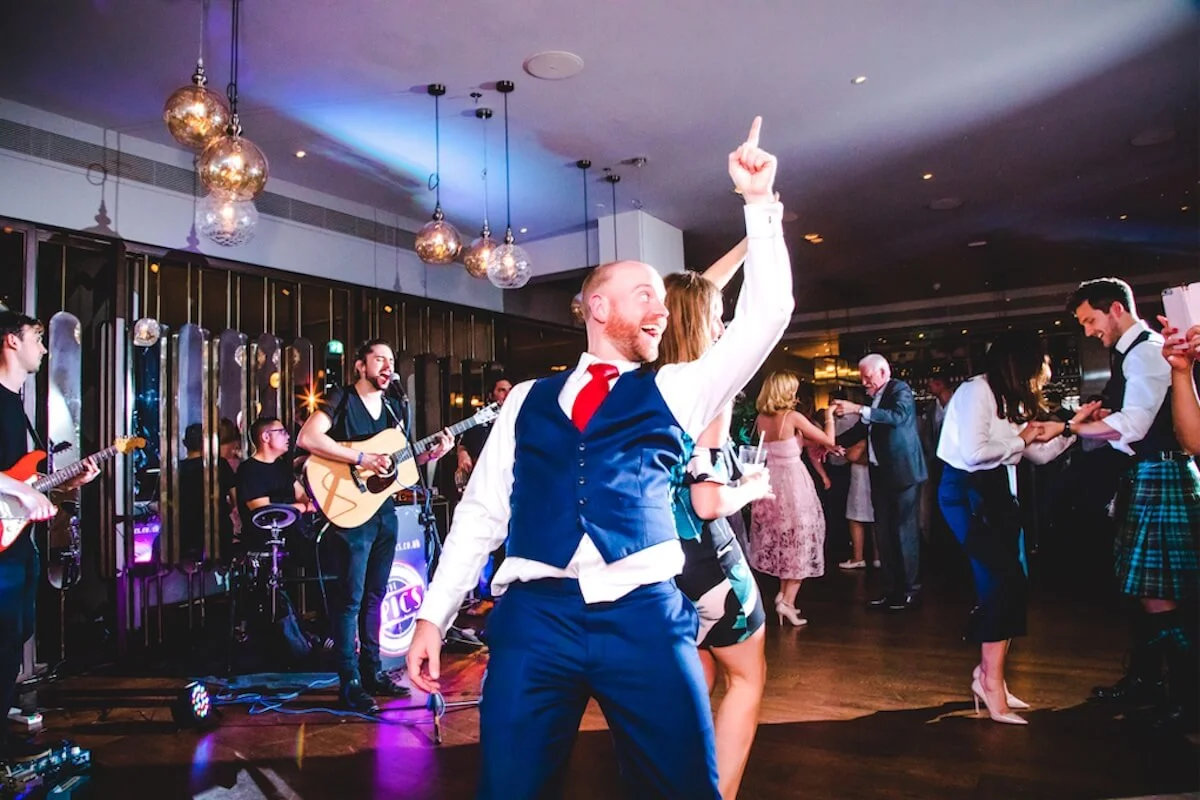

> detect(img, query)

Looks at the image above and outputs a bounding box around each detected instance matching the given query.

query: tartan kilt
[1113,457,1200,600]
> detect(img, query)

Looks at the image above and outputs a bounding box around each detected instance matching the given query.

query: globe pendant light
[570,158,591,323]
[197,0,269,202]
[486,80,532,289]
[163,1,229,150]
[415,83,462,265]
[196,190,258,247]
[461,95,496,279]
[163,61,230,151]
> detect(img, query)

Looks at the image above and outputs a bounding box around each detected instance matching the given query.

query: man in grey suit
[834,354,928,611]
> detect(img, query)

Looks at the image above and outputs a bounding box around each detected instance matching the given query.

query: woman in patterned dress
[655,263,771,800]
[750,371,839,626]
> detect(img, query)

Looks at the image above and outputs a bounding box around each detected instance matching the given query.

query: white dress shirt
[860,390,884,465]
[1104,320,1171,456]
[418,203,794,635]
[937,375,1074,495]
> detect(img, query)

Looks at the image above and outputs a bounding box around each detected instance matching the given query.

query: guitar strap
[22,405,45,452]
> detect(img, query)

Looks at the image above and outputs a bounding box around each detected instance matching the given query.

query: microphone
[387,373,407,396]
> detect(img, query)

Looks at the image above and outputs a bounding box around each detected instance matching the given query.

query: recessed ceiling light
[1038,329,1045,334]
[1119,214,1128,220]
[519,227,528,234]
[1130,127,1175,147]
[295,150,307,158]
[922,173,934,181]
[905,340,912,346]
[960,329,968,334]
[917,332,925,339]
[851,76,868,85]
[1182,205,1191,212]
[929,197,962,211]
[803,233,820,241]
[1054,320,1062,326]
[967,240,987,248]
[810,237,824,244]
[523,50,585,80]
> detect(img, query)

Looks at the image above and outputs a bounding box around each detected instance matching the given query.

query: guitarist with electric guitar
[296,338,455,713]
[0,311,101,762]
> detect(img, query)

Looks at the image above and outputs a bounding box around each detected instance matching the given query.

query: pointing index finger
[745,116,762,148]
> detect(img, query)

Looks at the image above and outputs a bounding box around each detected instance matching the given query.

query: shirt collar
[575,351,641,378]
[1114,319,1150,355]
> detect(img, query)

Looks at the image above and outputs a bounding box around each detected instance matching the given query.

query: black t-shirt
[0,384,32,562]
[0,384,28,472]
[318,385,404,443]
[237,456,297,528]
[459,422,494,463]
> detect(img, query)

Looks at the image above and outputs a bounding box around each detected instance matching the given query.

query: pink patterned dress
[749,437,826,580]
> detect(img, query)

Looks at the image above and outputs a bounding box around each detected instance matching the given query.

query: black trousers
[870,468,922,598]
[328,506,398,681]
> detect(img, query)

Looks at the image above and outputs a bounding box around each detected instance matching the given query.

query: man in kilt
[1067,277,1200,731]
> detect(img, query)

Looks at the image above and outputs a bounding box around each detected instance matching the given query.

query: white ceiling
[1,0,1196,310]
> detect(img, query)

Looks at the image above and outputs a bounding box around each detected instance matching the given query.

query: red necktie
[571,363,619,431]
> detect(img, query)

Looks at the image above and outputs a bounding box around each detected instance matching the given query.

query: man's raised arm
[663,116,795,436]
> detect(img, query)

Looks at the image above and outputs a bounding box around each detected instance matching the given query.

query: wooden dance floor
[31,552,1200,799]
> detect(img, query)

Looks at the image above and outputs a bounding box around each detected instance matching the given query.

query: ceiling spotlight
[922,173,934,181]
[1054,320,1062,326]
[917,332,925,339]
[929,197,962,211]
[960,329,968,334]
[803,233,820,241]
[519,227,528,234]
[851,76,868,85]
[1118,214,1128,220]
[1130,127,1175,147]
[1182,205,1190,212]
[294,150,306,158]
[810,236,824,243]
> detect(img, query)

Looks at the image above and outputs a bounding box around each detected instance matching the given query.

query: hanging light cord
[197,0,208,65]
[610,176,618,259]
[582,164,590,267]
[430,92,441,198]
[226,0,241,116]
[481,103,490,229]
[502,89,512,231]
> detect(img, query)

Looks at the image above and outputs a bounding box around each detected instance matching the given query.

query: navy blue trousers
[938,465,1027,642]
[0,537,38,722]
[478,579,719,800]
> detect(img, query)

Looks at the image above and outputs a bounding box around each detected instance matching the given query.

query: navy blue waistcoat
[508,367,690,568]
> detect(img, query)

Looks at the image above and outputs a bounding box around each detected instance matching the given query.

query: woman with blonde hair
[654,244,771,800]
[750,371,839,626]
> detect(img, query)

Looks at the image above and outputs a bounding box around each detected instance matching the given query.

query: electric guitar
[304,403,500,529]
[0,436,146,552]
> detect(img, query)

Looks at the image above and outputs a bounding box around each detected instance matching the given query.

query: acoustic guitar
[0,436,146,552]
[304,403,500,529]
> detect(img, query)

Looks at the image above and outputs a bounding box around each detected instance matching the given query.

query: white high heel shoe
[971,678,1027,725]
[775,599,807,627]
[973,665,1030,710]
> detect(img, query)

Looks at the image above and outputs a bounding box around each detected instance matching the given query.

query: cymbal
[250,503,300,531]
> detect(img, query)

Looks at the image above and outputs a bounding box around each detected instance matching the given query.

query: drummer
[237,415,313,548]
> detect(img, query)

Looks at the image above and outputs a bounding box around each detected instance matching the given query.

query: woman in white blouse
[937,331,1099,725]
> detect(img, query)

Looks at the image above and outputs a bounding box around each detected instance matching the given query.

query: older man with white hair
[834,354,928,611]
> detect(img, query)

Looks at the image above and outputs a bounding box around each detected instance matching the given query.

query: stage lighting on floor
[171,681,212,728]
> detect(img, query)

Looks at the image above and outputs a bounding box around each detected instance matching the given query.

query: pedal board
[1,740,91,797]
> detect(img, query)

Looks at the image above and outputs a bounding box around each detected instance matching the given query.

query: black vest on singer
[1102,329,1180,458]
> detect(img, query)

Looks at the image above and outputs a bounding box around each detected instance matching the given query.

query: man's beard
[608,315,658,363]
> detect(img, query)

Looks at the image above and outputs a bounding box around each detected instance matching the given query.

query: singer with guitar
[296,338,453,712]
[0,311,99,761]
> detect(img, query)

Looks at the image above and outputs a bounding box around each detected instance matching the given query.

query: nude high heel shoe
[973,665,1030,710]
[971,678,1027,725]
[775,599,808,627]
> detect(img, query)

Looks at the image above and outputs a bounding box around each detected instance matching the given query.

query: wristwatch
[1061,421,1073,438]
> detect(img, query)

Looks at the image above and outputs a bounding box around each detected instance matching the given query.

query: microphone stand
[391,380,482,652]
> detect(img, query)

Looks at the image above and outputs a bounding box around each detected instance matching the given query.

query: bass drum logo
[379,560,426,657]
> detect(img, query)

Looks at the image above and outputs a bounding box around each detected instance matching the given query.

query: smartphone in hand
[1162,282,1200,332]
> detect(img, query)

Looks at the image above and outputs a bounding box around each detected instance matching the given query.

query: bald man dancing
[408,117,794,799]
